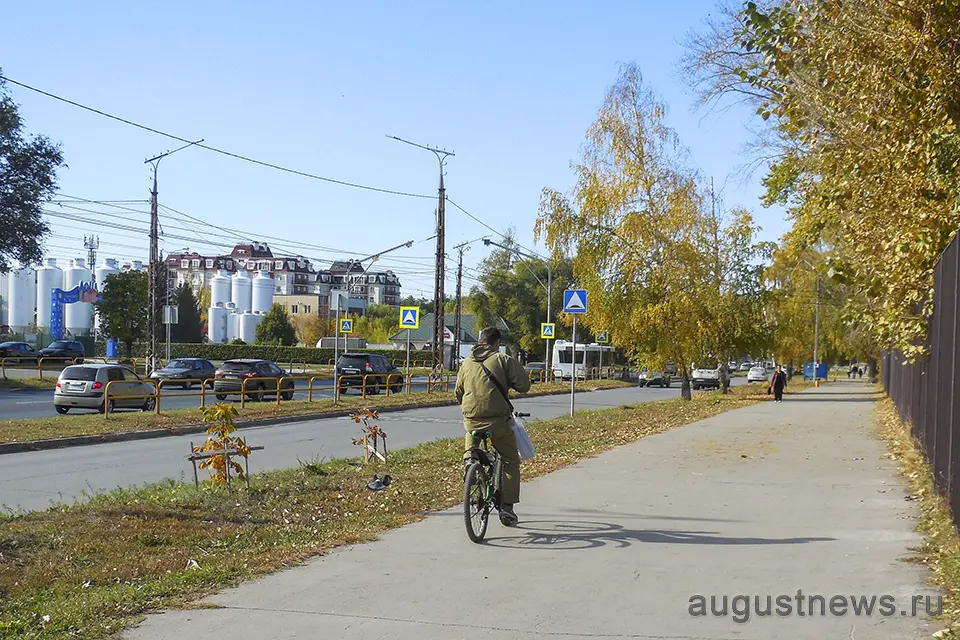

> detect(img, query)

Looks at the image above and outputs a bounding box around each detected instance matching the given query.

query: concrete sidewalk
[126,381,939,639]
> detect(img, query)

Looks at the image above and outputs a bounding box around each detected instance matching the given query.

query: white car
[747,366,771,384]
[738,362,752,372]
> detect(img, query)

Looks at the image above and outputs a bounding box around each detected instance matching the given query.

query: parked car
[54,364,156,414]
[214,359,295,401]
[150,358,216,388]
[692,367,721,390]
[38,340,85,363]
[639,370,671,388]
[0,341,39,361]
[524,362,546,383]
[336,353,403,394]
[738,362,752,372]
[747,366,772,384]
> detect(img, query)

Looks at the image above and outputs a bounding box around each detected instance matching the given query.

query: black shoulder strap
[479,359,514,412]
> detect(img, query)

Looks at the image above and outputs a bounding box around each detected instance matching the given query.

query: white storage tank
[208,302,228,344]
[0,271,8,326]
[36,259,63,329]
[226,304,239,342]
[95,258,119,289]
[64,258,93,335]
[210,269,231,307]
[238,311,258,345]
[8,267,36,331]
[231,269,252,313]
[252,271,274,313]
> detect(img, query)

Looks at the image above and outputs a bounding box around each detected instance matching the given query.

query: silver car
[54,364,157,414]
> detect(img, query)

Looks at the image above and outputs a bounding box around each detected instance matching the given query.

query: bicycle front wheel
[463,462,490,543]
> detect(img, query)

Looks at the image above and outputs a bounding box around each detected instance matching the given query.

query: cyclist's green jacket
[455,344,530,425]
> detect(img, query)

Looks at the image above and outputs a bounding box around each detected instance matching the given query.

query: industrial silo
[64,258,93,336]
[210,270,231,307]
[238,311,258,345]
[95,258,119,289]
[226,303,239,342]
[7,267,36,331]
[36,259,64,330]
[252,271,274,314]
[231,269,252,313]
[208,302,228,344]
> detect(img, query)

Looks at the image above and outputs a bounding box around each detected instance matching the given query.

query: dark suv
[213,359,295,402]
[38,340,86,363]
[336,353,403,394]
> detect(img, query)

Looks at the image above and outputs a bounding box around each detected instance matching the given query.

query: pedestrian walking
[769,365,787,403]
[858,366,864,379]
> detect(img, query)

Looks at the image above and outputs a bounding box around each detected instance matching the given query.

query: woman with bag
[455,327,531,526]
[770,365,787,403]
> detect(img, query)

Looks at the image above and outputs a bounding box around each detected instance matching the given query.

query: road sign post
[563,289,587,416]
[596,331,609,377]
[399,306,420,384]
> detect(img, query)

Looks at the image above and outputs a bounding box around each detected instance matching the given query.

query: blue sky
[2,0,786,298]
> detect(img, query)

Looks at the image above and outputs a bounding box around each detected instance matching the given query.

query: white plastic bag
[513,417,536,460]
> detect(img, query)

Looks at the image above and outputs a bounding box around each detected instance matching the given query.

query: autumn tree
[684,1,960,360]
[536,63,711,400]
[170,283,204,343]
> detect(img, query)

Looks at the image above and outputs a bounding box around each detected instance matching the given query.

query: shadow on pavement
[480,520,833,550]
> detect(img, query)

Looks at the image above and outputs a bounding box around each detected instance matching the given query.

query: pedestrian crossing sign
[540,322,555,339]
[340,319,353,333]
[597,331,609,344]
[399,306,420,329]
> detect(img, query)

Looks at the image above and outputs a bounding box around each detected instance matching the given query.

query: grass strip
[0,380,629,445]
[0,378,57,391]
[0,382,806,639]
[874,396,960,636]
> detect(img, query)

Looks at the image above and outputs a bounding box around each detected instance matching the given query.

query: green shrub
[92,342,435,367]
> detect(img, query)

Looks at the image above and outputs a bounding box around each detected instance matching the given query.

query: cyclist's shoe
[499,503,519,527]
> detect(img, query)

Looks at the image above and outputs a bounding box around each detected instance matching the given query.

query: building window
[181,259,189,269]
[191,259,201,269]
[291,305,298,314]
[205,259,214,269]
[304,305,311,314]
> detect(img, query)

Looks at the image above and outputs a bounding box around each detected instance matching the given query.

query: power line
[445,197,545,261]
[2,75,435,199]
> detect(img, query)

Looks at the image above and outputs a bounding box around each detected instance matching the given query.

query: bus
[551,340,620,380]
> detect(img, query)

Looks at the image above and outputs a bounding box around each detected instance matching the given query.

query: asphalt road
[0,383,747,513]
[0,376,448,421]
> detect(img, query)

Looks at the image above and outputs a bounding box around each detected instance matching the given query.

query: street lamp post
[483,239,552,370]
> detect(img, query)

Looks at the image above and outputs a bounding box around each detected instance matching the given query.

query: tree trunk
[680,373,692,401]
[124,340,134,359]
[720,360,730,394]
[866,356,879,383]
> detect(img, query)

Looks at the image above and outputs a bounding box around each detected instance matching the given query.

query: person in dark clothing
[770,366,787,402]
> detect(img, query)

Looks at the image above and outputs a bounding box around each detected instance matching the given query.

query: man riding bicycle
[455,327,531,526]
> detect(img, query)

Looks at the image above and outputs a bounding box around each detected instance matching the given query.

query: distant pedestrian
[851,365,858,378]
[770,365,787,403]
[858,366,864,379]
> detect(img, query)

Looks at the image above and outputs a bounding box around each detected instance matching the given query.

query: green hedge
[94,342,436,367]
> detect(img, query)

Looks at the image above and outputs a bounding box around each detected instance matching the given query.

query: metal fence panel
[886,232,960,528]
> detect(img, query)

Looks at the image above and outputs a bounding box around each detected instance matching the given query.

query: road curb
[0,384,635,455]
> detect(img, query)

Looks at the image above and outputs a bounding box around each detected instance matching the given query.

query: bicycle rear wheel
[463,462,490,543]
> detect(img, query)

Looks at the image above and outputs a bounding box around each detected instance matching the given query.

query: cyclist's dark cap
[479,327,502,345]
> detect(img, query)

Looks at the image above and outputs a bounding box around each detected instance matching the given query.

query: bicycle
[463,411,530,543]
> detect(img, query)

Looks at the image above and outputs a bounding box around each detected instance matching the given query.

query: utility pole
[144,139,202,375]
[453,242,470,370]
[387,135,454,372]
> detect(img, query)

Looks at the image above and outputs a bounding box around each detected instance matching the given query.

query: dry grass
[0,380,630,445]
[0,382,803,639]
[874,396,960,635]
